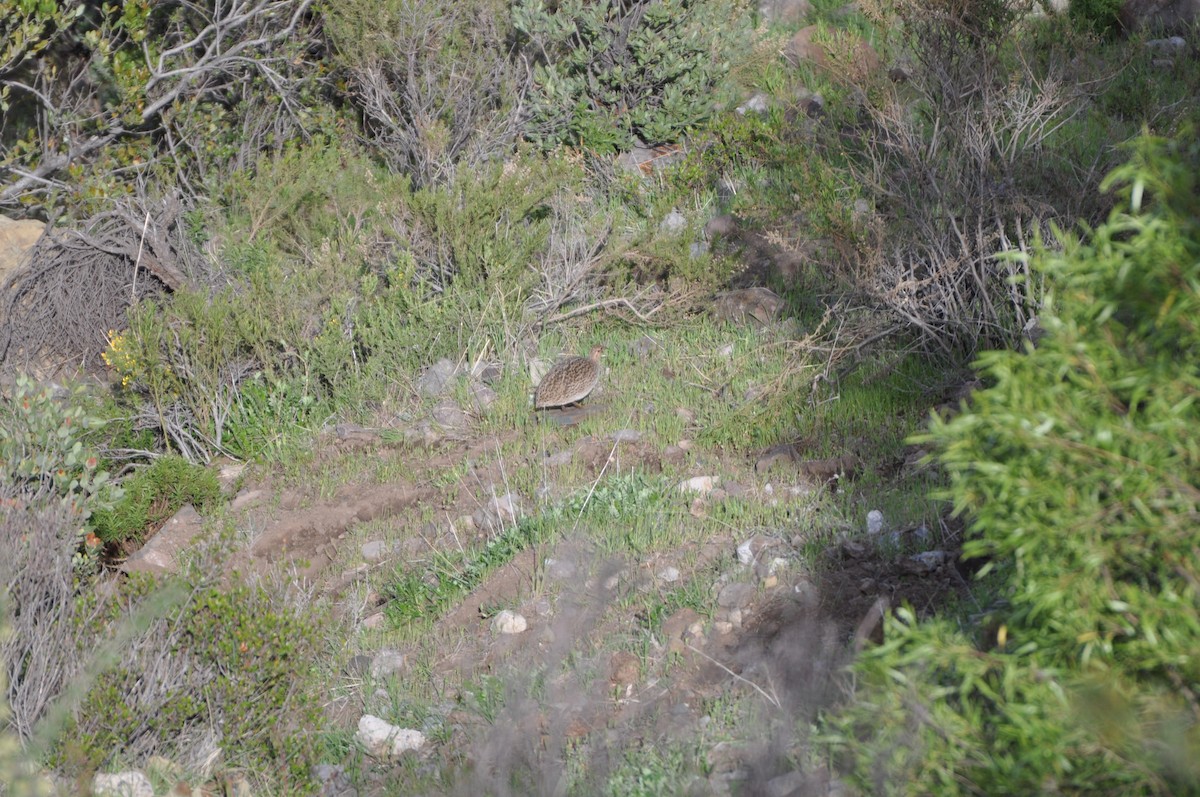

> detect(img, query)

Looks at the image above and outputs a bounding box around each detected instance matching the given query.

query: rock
[736,539,757,566]
[658,566,681,583]
[92,771,154,797]
[759,0,811,24]
[705,214,738,238]
[908,550,948,573]
[356,715,426,758]
[119,504,205,576]
[417,358,460,397]
[431,402,471,432]
[312,763,357,797]
[492,609,528,635]
[736,93,770,115]
[678,475,718,495]
[611,429,642,443]
[689,241,710,258]
[660,209,688,234]
[617,141,687,176]
[469,382,497,411]
[716,581,755,610]
[713,287,786,327]
[473,492,523,533]
[0,216,44,283]
[675,407,696,424]
[867,509,884,535]
[345,654,373,677]
[370,649,407,679]
[1121,0,1198,33]
[216,461,248,489]
[717,343,735,357]
[477,362,504,385]
[361,540,390,562]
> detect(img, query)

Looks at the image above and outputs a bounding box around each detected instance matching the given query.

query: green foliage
[72,583,324,789]
[823,133,1200,795]
[1068,0,1123,37]
[0,377,116,513]
[89,456,221,545]
[513,0,749,153]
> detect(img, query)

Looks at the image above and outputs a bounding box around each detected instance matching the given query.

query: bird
[534,345,605,409]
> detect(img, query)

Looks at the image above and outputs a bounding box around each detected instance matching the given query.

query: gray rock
[658,566,681,583]
[417,358,460,397]
[717,581,755,609]
[758,0,811,24]
[473,492,523,532]
[361,540,390,562]
[477,362,504,385]
[690,241,710,258]
[660,209,688,234]
[312,763,358,797]
[370,649,408,679]
[713,287,786,327]
[867,510,884,535]
[704,214,738,238]
[92,771,153,797]
[431,402,471,432]
[611,429,642,443]
[469,382,497,411]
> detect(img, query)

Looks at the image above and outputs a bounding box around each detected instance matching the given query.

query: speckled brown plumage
[534,346,604,409]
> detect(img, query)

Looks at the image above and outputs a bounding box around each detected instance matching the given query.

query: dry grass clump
[0,193,206,374]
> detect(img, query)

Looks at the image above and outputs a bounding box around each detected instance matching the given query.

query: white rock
[717,343,735,357]
[768,557,789,575]
[492,609,528,635]
[736,93,770,115]
[867,509,884,535]
[736,538,756,566]
[678,476,718,495]
[357,715,426,758]
[92,772,154,797]
[658,566,681,583]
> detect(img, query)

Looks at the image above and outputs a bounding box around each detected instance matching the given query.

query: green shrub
[822,133,1200,794]
[513,0,750,153]
[1068,0,1123,37]
[69,582,324,789]
[90,456,221,545]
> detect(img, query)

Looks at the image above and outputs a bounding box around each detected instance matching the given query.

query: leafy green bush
[90,456,221,545]
[513,0,749,153]
[69,581,324,789]
[1068,0,1123,37]
[822,133,1200,794]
